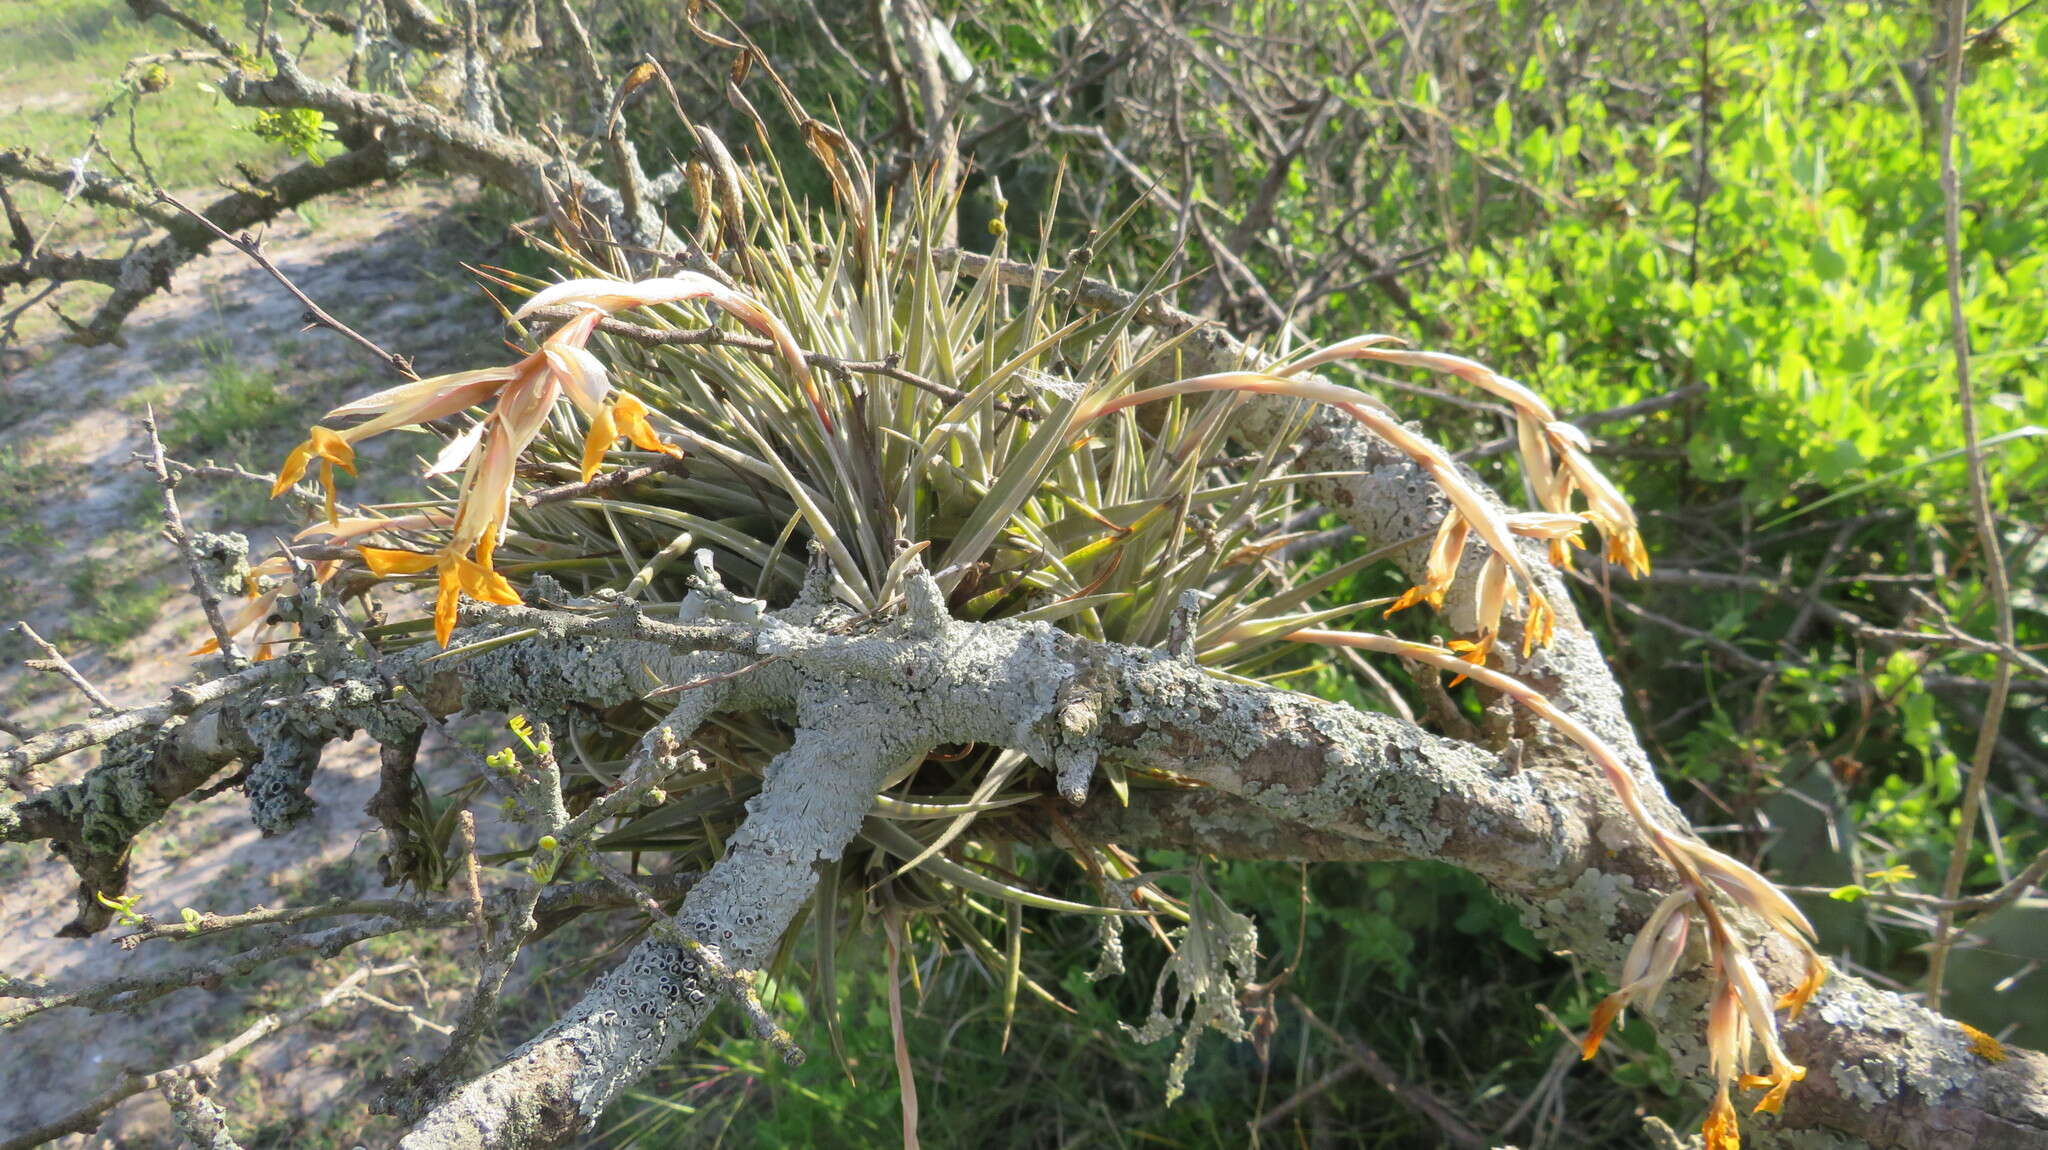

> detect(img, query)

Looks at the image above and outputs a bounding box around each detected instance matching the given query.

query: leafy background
[1,1,2042,1147]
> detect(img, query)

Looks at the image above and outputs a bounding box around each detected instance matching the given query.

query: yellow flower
[359,545,520,647]
[578,392,683,482]
[1702,1087,1742,1150]
[272,426,357,525]
[1385,515,1470,616]
[1551,427,1650,577]
[1509,511,1590,569]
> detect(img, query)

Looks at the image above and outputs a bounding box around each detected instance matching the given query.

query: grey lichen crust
[11,545,2045,1146]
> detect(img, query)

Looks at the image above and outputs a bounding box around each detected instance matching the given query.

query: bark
[5,256,2042,1145]
[8,561,2042,1148]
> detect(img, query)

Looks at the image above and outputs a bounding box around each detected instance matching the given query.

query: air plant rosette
[237,118,1821,1148]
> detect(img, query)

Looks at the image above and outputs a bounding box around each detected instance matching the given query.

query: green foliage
[441,0,2040,1139]
[0,0,293,236]
[597,862,1634,1149]
[249,107,340,165]
[1414,5,2046,514]
[10,0,2040,1141]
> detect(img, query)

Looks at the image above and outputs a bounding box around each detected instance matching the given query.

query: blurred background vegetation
[3,1,2043,1147]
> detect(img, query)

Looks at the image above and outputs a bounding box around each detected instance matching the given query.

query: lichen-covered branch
[5,1,675,349]
[398,702,920,1147]
[8,556,2034,1146]
[216,34,668,249]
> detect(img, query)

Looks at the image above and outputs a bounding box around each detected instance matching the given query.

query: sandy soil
[0,178,531,1148]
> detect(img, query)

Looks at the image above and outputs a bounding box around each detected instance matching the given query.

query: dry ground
[0,178,557,1148]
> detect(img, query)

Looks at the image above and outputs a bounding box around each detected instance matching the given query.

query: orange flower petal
[309,425,356,474]
[579,402,619,482]
[1776,955,1827,1020]
[433,565,461,647]
[1521,595,1557,657]
[1382,585,1429,617]
[1580,995,1625,1060]
[612,394,682,456]
[272,440,313,498]
[456,557,521,605]
[358,547,442,576]
[1702,1090,1741,1150]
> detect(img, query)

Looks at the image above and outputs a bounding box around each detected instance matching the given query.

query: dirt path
[0,178,524,1147]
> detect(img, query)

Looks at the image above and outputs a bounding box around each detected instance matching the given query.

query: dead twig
[519,453,691,506]
[1787,845,2048,925]
[0,659,277,778]
[1926,0,2020,1013]
[0,962,409,1150]
[14,622,115,715]
[153,188,417,379]
[140,407,244,667]
[1287,994,1489,1149]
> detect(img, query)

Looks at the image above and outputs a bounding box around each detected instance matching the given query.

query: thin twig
[391,878,543,1111]
[0,659,276,777]
[1927,0,2020,1014]
[0,962,406,1150]
[153,188,417,379]
[1787,845,2048,924]
[1253,1057,1362,1131]
[457,810,484,929]
[112,871,698,949]
[159,1074,244,1150]
[518,453,690,506]
[157,458,280,487]
[140,407,244,667]
[1455,384,1708,461]
[1287,994,1489,1148]
[7,877,701,1025]
[14,622,115,714]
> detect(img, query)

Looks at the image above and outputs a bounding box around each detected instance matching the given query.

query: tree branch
[5,552,2033,1146]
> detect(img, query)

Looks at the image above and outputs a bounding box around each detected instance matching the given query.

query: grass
[63,556,175,651]
[115,335,308,454]
[0,445,67,550]
[163,362,299,453]
[0,0,332,244]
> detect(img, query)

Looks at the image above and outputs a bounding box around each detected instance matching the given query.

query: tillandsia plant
[234,93,1825,1147]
